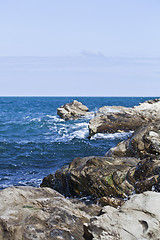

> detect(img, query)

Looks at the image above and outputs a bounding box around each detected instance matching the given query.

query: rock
[106,139,130,157]
[133,98,160,120]
[0,186,91,240]
[57,100,90,120]
[106,122,160,159]
[41,156,139,200]
[89,111,145,137]
[84,191,160,240]
[133,158,160,193]
[98,196,125,208]
[96,106,131,116]
[89,98,160,137]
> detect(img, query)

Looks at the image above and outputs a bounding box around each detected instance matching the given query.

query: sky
[0,0,160,96]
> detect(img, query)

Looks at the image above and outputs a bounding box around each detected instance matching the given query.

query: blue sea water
[0,97,157,190]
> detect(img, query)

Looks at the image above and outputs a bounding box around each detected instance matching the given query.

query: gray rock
[0,186,90,240]
[89,98,160,137]
[84,191,160,240]
[57,100,90,120]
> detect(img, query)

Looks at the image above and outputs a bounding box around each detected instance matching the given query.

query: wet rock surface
[57,100,90,120]
[41,154,160,202]
[84,191,160,240]
[41,156,139,199]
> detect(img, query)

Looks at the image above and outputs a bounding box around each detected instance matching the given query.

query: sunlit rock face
[89,98,160,137]
[57,100,90,120]
[84,191,160,240]
[0,186,91,240]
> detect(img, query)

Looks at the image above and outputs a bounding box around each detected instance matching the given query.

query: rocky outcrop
[89,98,160,137]
[41,156,139,200]
[106,122,160,159]
[84,191,160,240]
[0,186,92,240]
[133,98,160,120]
[1,187,160,240]
[89,112,144,137]
[57,100,90,120]
[41,154,160,202]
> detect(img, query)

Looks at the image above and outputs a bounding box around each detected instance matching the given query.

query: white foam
[91,131,133,140]
[46,115,65,122]
[30,117,41,122]
[54,121,89,142]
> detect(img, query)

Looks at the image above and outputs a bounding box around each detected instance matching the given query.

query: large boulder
[57,100,90,120]
[0,186,91,240]
[89,112,144,137]
[41,155,160,202]
[89,98,160,137]
[133,98,160,120]
[106,121,160,159]
[84,191,160,240]
[41,156,139,200]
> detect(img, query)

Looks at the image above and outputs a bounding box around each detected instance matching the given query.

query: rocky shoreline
[1,98,160,239]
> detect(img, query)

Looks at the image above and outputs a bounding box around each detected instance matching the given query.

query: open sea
[0,97,157,190]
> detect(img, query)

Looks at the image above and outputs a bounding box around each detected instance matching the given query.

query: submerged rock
[89,98,160,137]
[84,191,160,240]
[0,186,91,240]
[57,100,90,120]
[41,156,139,199]
[106,121,160,159]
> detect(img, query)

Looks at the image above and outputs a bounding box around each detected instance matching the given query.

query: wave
[90,131,133,140]
[54,122,89,142]
[46,115,65,122]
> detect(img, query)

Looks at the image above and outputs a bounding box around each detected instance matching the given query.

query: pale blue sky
[0,0,160,96]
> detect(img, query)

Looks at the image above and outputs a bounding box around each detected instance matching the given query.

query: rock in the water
[41,156,139,199]
[84,191,160,240]
[89,110,144,137]
[57,100,90,120]
[0,186,90,240]
[106,121,160,159]
[133,98,160,120]
[89,98,160,137]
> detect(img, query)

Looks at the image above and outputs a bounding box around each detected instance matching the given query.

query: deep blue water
[0,97,157,189]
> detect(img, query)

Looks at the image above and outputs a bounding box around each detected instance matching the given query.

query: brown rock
[99,196,125,208]
[106,122,160,159]
[89,112,145,137]
[57,100,90,120]
[41,156,139,200]
[89,98,160,137]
